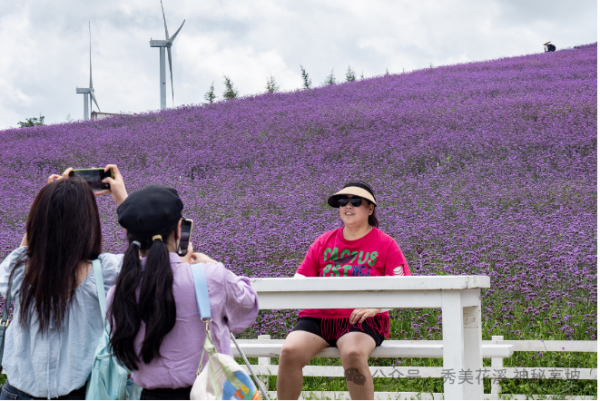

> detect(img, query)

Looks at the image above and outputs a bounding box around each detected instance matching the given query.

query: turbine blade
[167,47,174,105]
[89,22,93,89]
[169,20,185,42]
[160,0,170,39]
[90,90,100,112]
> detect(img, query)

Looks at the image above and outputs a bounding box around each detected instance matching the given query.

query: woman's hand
[190,253,218,264]
[47,167,73,184]
[189,247,218,264]
[179,242,195,263]
[95,164,128,206]
[349,308,382,325]
[179,241,218,264]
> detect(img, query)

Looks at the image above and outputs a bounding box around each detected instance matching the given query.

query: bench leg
[442,291,484,400]
[491,335,504,396]
[463,305,483,399]
[442,291,466,400]
[258,335,271,390]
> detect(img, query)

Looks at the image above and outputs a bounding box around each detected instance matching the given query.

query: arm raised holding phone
[0,164,129,399]
[47,164,128,206]
[24,165,127,247]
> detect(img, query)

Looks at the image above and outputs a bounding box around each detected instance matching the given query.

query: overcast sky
[0,0,596,129]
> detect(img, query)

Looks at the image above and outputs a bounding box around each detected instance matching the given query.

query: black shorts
[290,317,384,347]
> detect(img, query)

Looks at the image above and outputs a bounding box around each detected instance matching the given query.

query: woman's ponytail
[109,237,143,370]
[138,230,177,364]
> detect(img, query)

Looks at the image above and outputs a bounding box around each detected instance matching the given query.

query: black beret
[117,185,183,237]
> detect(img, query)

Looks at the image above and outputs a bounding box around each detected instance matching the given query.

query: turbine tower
[75,22,100,120]
[150,0,185,110]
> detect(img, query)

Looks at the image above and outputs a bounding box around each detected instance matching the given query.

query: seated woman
[107,185,259,400]
[0,166,128,400]
[277,181,411,400]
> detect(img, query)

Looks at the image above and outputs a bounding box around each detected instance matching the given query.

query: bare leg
[336,332,377,400]
[277,331,329,400]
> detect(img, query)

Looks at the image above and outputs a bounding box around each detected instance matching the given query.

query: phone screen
[178,219,193,256]
[72,169,112,190]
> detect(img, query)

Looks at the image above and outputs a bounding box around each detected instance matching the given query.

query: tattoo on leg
[344,367,366,385]
[345,368,358,381]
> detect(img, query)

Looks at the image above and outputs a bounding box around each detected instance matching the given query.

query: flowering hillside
[0,44,596,351]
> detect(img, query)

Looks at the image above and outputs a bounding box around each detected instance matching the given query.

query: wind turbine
[75,22,100,120]
[150,0,185,110]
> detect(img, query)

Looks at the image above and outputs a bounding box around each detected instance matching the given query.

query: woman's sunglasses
[337,196,364,207]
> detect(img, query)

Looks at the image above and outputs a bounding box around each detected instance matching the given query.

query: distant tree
[300,65,312,89]
[205,82,216,103]
[223,76,238,100]
[66,113,74,123]
[18,113,45,128]
[265,75,279,93]
[345,66,356,82]
[360,71,364,80]
[323,69,336,86]
[385,68,390,76]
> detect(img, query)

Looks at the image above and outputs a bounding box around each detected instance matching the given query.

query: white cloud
[0,0,596,129]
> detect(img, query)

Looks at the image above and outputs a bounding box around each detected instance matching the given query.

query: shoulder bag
[189,264,268,400]
[86,259,141,400]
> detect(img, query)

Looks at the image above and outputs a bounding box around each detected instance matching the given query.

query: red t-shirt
[296,227,411,319]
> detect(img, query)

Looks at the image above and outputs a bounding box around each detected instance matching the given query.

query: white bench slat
[270,391,596,400]
[234,339,596,353]
[244,365,598,380]
[251,276,491,292]
[231,341,514,358]
[498,340,597,353]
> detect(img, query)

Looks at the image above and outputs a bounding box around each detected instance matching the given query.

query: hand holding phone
[48,167,73,184]
[190,252,218,264]
[71,168,114,190]
[178,218,193,257]
[94,164,128,205]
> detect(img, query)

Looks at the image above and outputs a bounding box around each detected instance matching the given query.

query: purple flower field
[0,44,596,344]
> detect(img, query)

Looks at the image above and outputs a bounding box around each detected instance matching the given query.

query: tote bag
[86,259,142,400]
[189,264,261,400]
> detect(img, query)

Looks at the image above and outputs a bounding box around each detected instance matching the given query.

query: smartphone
[178,218,193,257]
[71,168,113,190]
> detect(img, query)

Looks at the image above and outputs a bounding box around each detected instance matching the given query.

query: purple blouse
[106,253,259,389]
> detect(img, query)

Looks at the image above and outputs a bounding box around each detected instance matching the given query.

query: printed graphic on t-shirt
[321,247,379,277]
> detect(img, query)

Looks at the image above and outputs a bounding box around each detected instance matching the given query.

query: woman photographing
[107,185,259,400]
[0,166,127,400]
[277,181,411,400]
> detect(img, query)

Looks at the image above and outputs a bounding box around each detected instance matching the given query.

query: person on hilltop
[544,41,556,52]
[107,185,259,400]
[277,181,411,400]
[0,165,128,400]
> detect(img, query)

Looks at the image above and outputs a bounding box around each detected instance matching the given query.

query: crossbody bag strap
[191,263,212,376]
[191,264,211,321]
[0,271,14,368]
[92,259,106,324]
[1,278,13,327]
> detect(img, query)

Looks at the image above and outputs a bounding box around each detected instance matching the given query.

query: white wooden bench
[248,276,490,400]
[232,337,597,399]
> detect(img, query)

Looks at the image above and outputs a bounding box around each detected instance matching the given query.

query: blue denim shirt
[0,247,122,399]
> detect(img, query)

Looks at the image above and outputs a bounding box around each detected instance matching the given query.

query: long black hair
[109,224,178,370]
[19,176,102,334]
